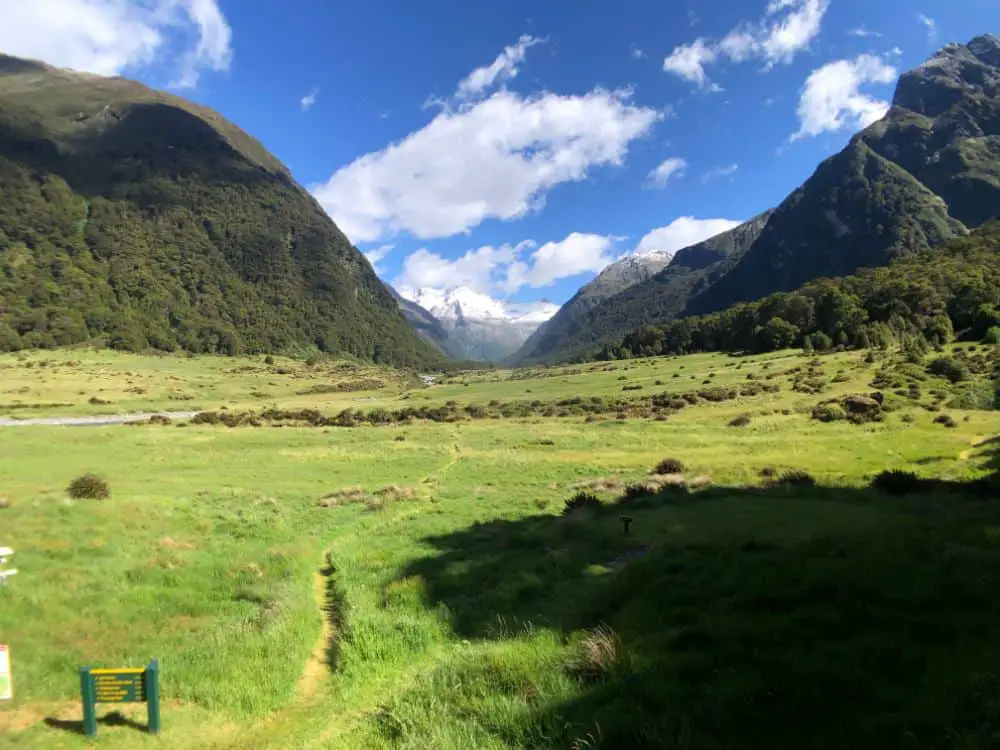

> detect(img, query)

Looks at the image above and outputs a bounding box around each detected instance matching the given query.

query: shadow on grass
[386,442,1000,749]
[44,710,150,735]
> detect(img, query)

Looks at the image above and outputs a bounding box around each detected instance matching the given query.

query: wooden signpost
[79,659,160,736]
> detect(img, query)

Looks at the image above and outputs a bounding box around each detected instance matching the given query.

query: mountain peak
[894,35,1000,117]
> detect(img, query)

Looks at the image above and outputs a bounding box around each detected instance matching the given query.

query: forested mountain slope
[0,54,441,366]
[514,35,1000,365]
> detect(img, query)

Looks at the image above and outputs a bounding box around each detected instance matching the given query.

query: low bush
[653,457,685,475]
[927,356,968,384]
[871,469,928,496]
[68,473,111,500]
[728,414,752,428]
[811,403,846,422]
[768,470,816,489]
[562,492,602,515]
[934,414,958,428]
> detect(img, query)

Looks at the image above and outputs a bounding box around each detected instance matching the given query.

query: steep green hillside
[607,220,1000,360]
[515,35,1000,365]
[0,54,441,367]
[515,211,773,363]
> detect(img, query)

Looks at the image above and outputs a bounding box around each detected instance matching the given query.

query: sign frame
[0,644,12,701]
[79,659,160,736]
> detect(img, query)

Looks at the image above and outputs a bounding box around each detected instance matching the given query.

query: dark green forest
[599,222,1000,361]
[0,56,441,368]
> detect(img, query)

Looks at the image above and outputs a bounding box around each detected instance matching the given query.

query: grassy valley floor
[1,346,1000,748]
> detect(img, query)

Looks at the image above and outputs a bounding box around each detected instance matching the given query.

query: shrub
[985,326,1000,345]
[728,414,752,428]
[769,470,816,489]
[263,355,275,365]
[934,414,958,428]
[871,469,928,496]
[811,403,846,422]
[927,356,968,383]
[653,457,685,475]
[68,473,111,500]
[563,492,602,515]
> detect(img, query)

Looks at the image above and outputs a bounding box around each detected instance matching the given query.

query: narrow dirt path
[0,411,200,427]
[297,559,336,703]
[959,435,990,461]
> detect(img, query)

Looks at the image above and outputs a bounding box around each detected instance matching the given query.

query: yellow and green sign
[79,659,160,736]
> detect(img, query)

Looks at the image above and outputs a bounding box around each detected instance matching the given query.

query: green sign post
[79,659,160,736]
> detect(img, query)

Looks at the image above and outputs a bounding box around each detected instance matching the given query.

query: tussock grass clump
[934,414,958,428]
[728,414,752,428]
[318,486,369,507]
[0,495,9,509]
[563,491,602,515]
[571,476,625,493]
[652,457,685,475]
[68,473,110,500]
[569,626,624,684]
[376,485,419,502]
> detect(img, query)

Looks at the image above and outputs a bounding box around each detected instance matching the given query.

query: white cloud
[701,164,739,183]
[634,216,743,255]
[0,0,232,88]
[758,0,828,66]
[663,38,717,87]
[503,233,618,292]
[791,54,898,141]
[918,13,937,44]
[646,157,687,188]
[848,27,882,38]
[663,0,829,87]
[300,89,318,112]
[395,245,519,295]
[363,244,393,274]
[454,34,543,102]
[393,233,619,295]
[313,86,659,243]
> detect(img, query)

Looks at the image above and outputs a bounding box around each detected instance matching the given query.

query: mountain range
[0,53,439,366]
[512,34,1000,365]
[1,36,999,370]
[394,286,559,362]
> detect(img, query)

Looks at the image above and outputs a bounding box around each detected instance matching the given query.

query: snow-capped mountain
[393,286,559,362]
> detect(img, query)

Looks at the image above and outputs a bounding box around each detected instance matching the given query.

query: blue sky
[1,0,997,306]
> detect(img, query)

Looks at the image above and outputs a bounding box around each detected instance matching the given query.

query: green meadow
[2,345,1000,748]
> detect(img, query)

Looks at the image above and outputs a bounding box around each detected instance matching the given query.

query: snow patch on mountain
[397,287,559,325]
[394,286,560,362]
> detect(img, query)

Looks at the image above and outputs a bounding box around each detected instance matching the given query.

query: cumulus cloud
[300,88,319,112]
[634,216,743,256]
[646,157,687,188]
[393,233,619,295]
[503,233,618,292]
[701,164,739,183]
[314,68,659,243]
[0,0,232,87]
[791,54,897,141]
[454,34,543,102]
[363,244,393,274]
[918,13,937,44]
[663,0,829,87]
